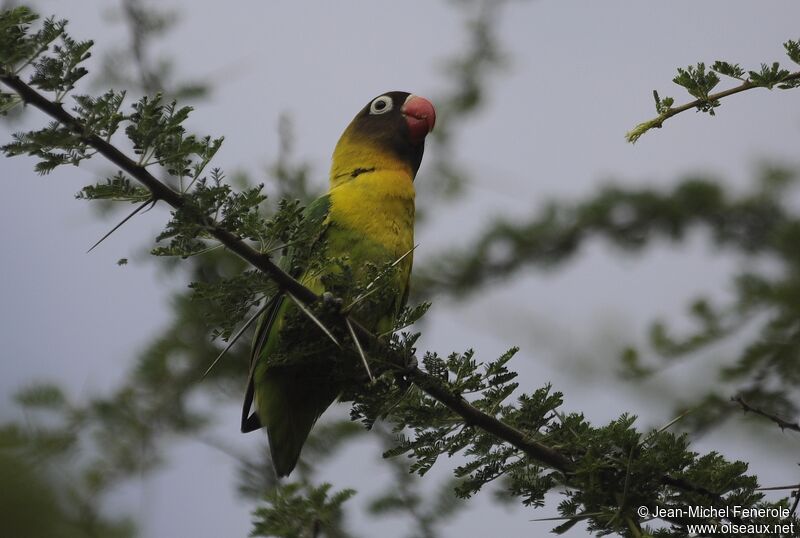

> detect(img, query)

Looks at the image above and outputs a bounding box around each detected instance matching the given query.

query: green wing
[241,194,334,476]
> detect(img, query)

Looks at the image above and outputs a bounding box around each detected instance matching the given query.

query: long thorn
[188,242,224,257]
[263,238,305,255]
[287,292,340,347]
[202,296,275,379]
[346,245,418,311]
[346,317,373,381]
[643,408,694,447]
[391,244,417,267]
[87,198,154,253]
[344,283,383,312]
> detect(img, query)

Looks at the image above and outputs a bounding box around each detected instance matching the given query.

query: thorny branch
[0,72,317,305]
[0,72,750,512]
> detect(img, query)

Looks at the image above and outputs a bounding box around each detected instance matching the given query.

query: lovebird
[242,91,436,477]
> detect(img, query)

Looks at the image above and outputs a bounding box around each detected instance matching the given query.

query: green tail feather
[259,369,338,477]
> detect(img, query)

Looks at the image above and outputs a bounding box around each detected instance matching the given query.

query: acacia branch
[0,72,318,306]
[407,367,572,471]
[0,73,740,507]
[2,70,570,471]
[626,71,800,143]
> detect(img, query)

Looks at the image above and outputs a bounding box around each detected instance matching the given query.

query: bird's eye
[369,95,393,115]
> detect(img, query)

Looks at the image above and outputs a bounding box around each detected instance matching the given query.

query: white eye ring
[369,95,393,115]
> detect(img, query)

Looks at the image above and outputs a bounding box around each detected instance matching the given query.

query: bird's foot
[321,292,344,313]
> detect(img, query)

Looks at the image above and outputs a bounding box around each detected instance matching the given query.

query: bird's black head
[335,91,436,178]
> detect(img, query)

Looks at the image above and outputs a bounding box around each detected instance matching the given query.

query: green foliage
[154,174,256,255]
[77,172,151,202]
[651,91,674,115]
[250,483,356,538]
[0,8,64,74]
[748,62,793,89]
[672,63,720,113]
[189,269,273,339]
[73,90,127,139]
[262,198,306,251]
[350,341,797,535]
[3,90,128,173]
[359,348,515,473]
[389,301,431,335]
[711,61,745,80]
[125,94,223,185]
[0,9,91,102]
[29,33,92,102]
[786,39,800,65]
[3,119,88,173]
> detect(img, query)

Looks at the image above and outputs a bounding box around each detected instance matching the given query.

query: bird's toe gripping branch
[321,291,344,312]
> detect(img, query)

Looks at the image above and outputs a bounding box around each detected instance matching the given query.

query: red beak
[402,95,436,144]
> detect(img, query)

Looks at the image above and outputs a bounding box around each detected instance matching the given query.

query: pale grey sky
[2,1,800,537]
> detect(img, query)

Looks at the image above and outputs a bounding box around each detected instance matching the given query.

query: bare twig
[733,396,800,433]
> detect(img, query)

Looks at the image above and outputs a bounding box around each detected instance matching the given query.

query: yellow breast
[328,167,415,258]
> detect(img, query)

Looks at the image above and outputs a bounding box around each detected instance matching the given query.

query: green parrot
[242,91,436,477]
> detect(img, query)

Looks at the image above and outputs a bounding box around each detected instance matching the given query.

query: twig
[732,396,800,433]
[626,71,800,143]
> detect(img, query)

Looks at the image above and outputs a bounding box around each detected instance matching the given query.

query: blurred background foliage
[2,0,799,536]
